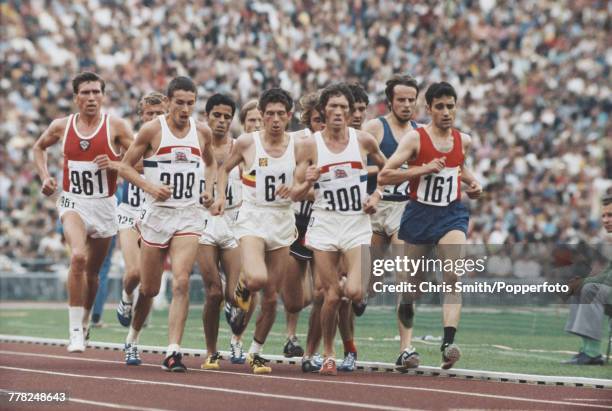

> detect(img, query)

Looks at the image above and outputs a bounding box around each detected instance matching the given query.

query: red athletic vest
[62,113,119,197]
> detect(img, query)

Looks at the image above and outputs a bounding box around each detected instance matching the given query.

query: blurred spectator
[1,0,610,270]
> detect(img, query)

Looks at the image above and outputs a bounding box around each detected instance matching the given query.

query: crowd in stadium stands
[1,0,610,274]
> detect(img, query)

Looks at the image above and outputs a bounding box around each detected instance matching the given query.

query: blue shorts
[398,200,469,245]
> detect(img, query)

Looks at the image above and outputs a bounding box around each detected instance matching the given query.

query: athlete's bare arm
[209,133,251,215]
[196,121,218,207]
[33,117,69,196]
[101,116,136,172]
[358,130,386,213]
[378,130,444,185]
[362,118,384,176]
[458,133,482,199]
[118,120,171,201]
[291,134,318,202]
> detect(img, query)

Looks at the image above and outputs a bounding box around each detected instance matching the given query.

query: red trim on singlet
[156,145,201,157]
[319,161,363,173]
[408,127,464,202]
[62,113,119,196]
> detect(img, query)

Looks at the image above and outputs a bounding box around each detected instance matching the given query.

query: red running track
[0,342,610,411]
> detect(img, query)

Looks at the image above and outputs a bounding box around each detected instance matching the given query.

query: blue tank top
[120,179,145,209]
[366,117,418,200]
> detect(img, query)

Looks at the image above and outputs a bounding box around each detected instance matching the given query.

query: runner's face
[261,102,290,137]
[74,81,104,117]
[309,110,324,132]
[390,85,417,123]
[427,95,456,131]
[207,104,234,138]
[603,203,612,233]
[140,102,166,123]
[243,108,262,133]
[324,94,350,130]
[350,102,368,129]
[168,90,196,127]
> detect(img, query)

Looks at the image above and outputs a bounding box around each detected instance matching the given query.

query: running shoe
[301,357,322,373]
[230,339,246,364]
[338,351,357,372]
[67,328,85,353]
[116,299,133,327]
[319,357,337,376]
[234,279,252,311]
[162,351,187,372]
[124,343,141,366]
[352,297,368,317]
[283,336,305,358]
[201,352,221,370]
[441,343,461,370]
[224,302,247,335]
[247,353,271,374]
[395,348,420,372]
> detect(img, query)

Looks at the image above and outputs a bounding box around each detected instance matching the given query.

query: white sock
[68,307,84,332]
[82,308,91,328]
[249,340,263,354]
[231,335,240,345]
[126,327,141,345]
[122,289,133,303]
[166,344,180,357]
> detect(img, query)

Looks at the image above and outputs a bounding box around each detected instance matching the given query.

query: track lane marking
[0,388,171,411]
[0,350,609,409]
[0,366,416,411]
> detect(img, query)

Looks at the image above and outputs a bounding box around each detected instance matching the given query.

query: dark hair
[425,82,457,106]
[384,74,419,102]
[239,99,259,125]
[318,83,355,117]
[604,187,612,206]
[299,92,320,128]
[258,88,293,113]
[137,91,166,115]
[166,76,197,99]
[72,71,105,95]
[347,83,369,105]
[205,93,236,117]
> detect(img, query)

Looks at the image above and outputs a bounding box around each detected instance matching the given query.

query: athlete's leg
[83,236,113,325]
[313,250,342,358]
[197,244,223,355]
[131,244,165,336]
[240,236,269,292]
[167,235,200,347]
[252,246,289,346]
[92,235,116,324]
[62,212,90,308]
[437,230,466,339]
[304,265,323,358]
[120,228,141,296]
[397,242,430,352]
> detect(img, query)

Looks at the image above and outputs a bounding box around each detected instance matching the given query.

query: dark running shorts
[398,200,469,245]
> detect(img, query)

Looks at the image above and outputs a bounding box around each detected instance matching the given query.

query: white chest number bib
[68,160,108,198]
[255,167,293,204]
[319,164,364,213]
[416,166,459,206]
[158,162,198,207]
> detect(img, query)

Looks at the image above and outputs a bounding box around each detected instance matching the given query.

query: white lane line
[564,398,612,402]
[69,398,172,411]
[0,366,416,411]
[0,350,609,409]
[0,388,171,411]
